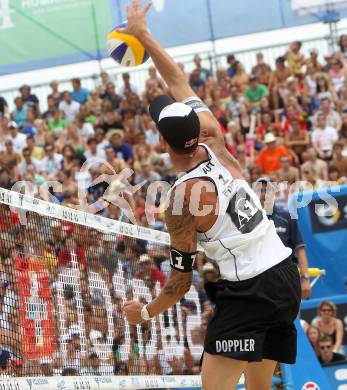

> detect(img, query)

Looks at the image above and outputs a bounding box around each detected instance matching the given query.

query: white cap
[8,121,18,129]
[264,133,276,144]
[202,263,215,273]
[90,329,103,342]
[139,254,151,263]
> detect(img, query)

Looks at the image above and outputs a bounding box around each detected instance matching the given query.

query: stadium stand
[0,37,347,383]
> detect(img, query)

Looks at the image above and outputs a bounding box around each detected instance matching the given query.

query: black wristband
[170,247,197,272]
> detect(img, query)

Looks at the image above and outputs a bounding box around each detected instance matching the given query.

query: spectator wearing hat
[108,129,134,163]
[256,133,291,174]
[255,178,311,299]
[135,254,165,287]
[244,75,269,109]
[312,113,338,160]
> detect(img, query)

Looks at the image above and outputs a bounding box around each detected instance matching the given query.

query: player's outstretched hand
[123,299,146,324]
[117,0,152,38]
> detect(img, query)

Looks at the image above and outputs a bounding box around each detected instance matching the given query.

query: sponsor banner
[296,185,347,298]
[2,0,347,73]
[0,375,201,390]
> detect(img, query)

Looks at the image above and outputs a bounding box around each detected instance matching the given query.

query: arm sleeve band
[182,97,210,113]
[170,247,197,272]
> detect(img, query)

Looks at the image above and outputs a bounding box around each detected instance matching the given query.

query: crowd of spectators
[1,37,347,377]
[304,300,346,365]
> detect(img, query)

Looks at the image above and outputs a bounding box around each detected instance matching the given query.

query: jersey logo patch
[227,189,263,234]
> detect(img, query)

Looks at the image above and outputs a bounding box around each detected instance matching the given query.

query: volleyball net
[0,188,208,389]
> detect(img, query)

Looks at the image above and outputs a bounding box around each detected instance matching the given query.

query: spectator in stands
[71,78,89,105]
[48,80,62,106]
[285,41,305,75]
[193,54,211,83]
[270,56,292,109]
[12,97,28,127]
[4,121,27,154]
[18,147,41,178]
[256,177,311,299]
[318,335,345,365]
[277,155,300,184]
[41,144,63,179]
[59,91,80,123]
[301,147,328,180]
[306,48,322,72]
[252,52,272,86]
[312,113,338,160]
[119,73,139,97]
[256,133,291,174]
[314,97,342,131]
[226,54,236,78]
[284,118,310,161]
[0,96,8,117]
[135,254,165,288]
[107,129,133,163]
[100,82,122,109]
[19,84,39,113]
[245,75,269,109]
[312,300,344,354]
[331,142,347,177]
[306,325,322,355]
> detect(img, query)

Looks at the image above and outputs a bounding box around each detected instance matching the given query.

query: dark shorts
[203,259,301,364]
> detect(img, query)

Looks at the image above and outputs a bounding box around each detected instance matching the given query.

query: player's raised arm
[120,0,223,144]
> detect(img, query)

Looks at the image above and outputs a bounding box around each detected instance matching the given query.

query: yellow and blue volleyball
[107,22,149,67]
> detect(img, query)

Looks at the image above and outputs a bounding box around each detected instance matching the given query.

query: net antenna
[289,0,347,50]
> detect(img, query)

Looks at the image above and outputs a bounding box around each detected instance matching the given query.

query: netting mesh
[0,189,206,383]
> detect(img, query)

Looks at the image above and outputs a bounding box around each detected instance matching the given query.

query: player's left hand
[123,300,146,324]
[301,278,311,300]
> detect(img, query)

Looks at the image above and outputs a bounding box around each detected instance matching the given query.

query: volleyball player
[123,2,301,389]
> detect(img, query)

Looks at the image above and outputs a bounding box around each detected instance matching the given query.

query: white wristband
[141,305,153,321]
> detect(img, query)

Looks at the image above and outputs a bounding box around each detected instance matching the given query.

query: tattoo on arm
[163,272,192,298]
[165,187,197,251]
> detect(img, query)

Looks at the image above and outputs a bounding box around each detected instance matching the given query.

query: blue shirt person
[71,78,89,105]
[255,177,312,299]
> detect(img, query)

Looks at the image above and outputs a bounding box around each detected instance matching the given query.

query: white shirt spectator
[80,122,95,138]
[5,133,27,153]
[146,128,160,146]
[312,126,338,152]
[18,158,42,177]
[58,100,80,122]
[41,153,63,176]
[84,148,106,162]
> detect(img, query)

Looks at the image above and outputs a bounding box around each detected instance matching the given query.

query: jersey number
[227,188,263,234]
[170,255,196,270]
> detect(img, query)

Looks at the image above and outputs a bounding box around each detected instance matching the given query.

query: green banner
[0,0,114,74]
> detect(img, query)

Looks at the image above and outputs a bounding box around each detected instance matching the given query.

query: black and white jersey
[170,143,292,282]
